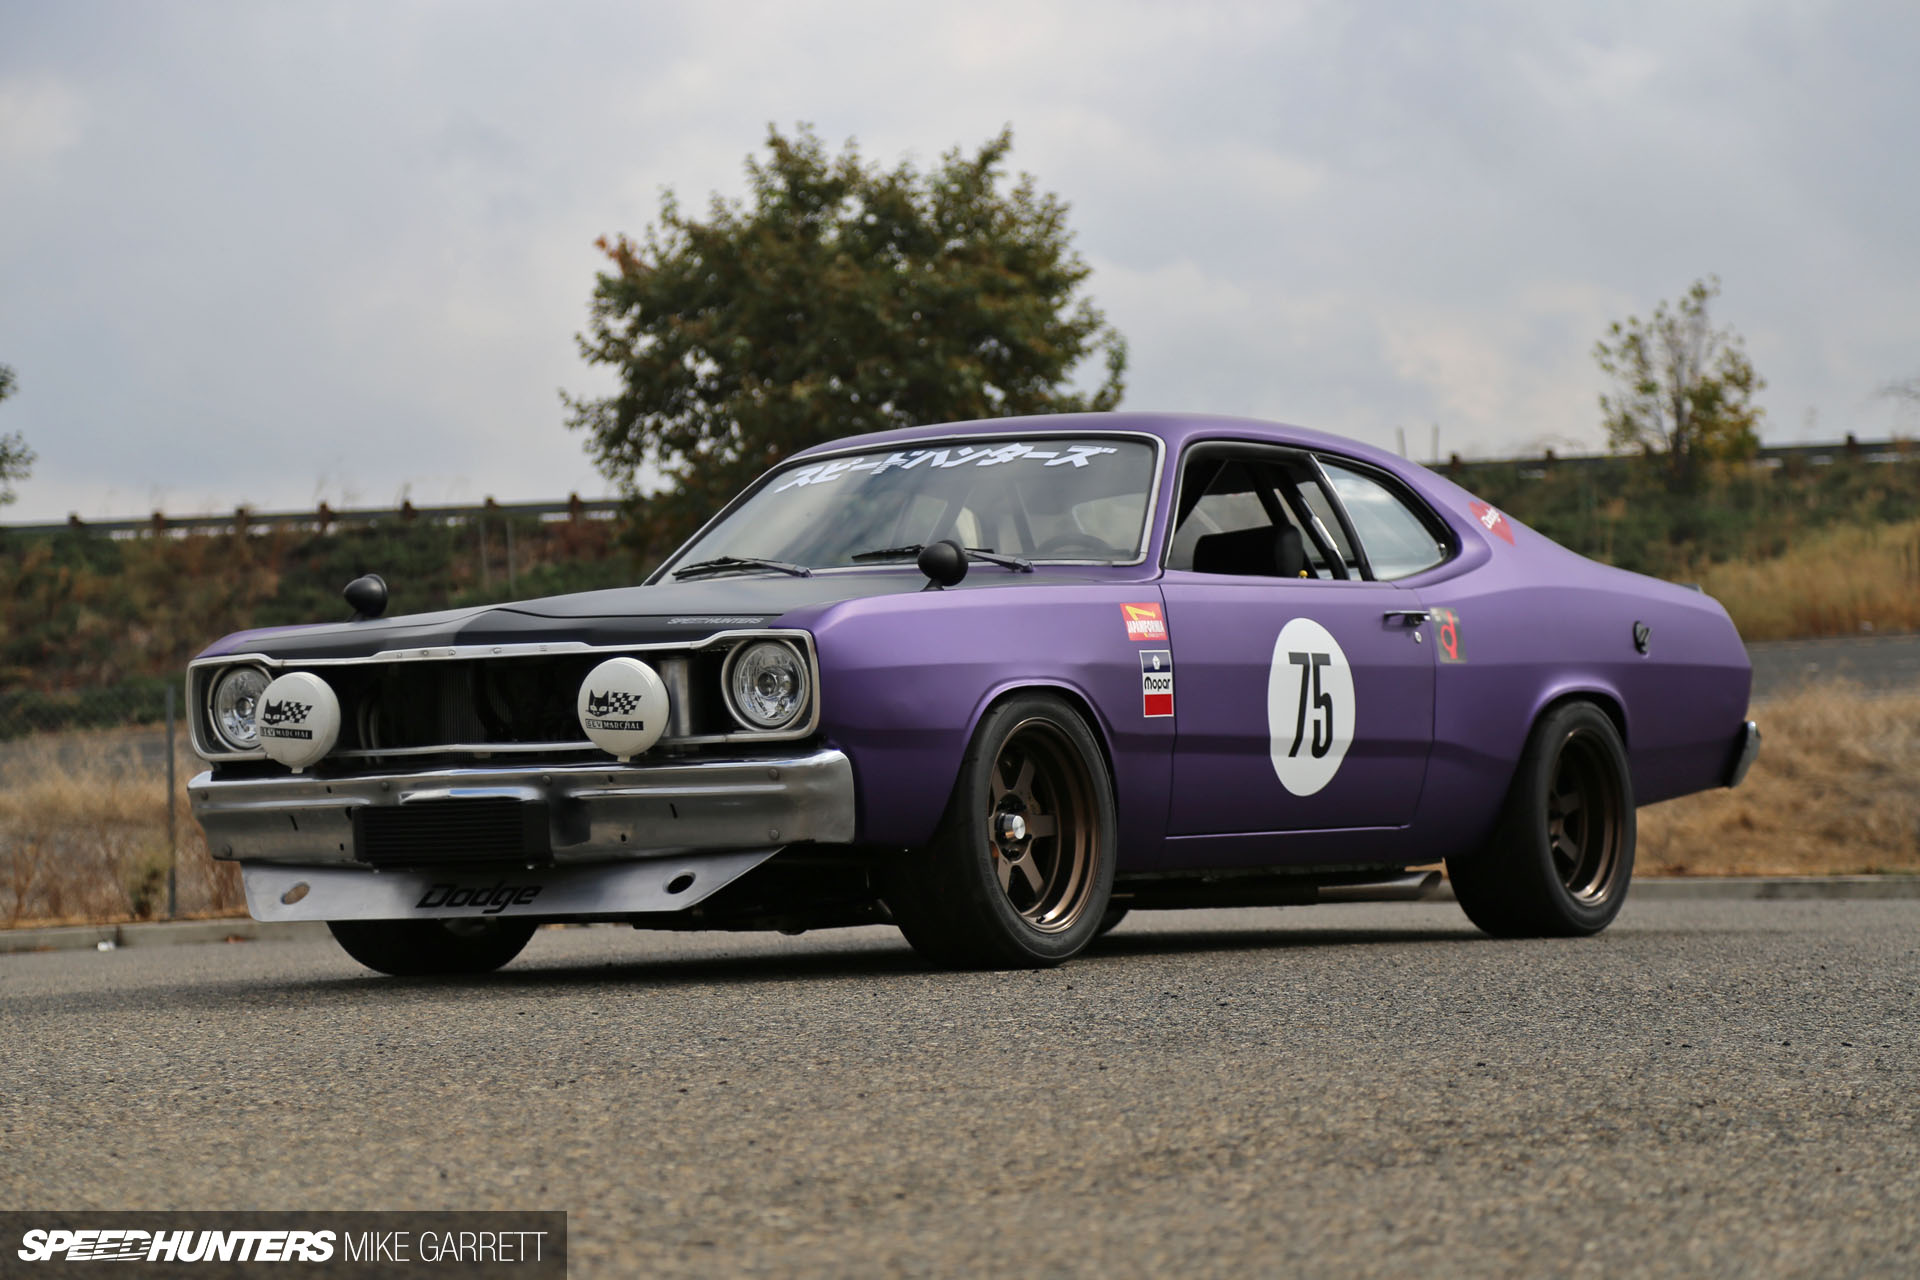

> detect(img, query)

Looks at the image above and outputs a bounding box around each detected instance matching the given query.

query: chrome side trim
[242,849,780,922]
[1318,871,1443,903]
[192,747,858,867]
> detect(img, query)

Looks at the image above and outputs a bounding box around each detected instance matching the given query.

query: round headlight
[209,665,271,751]
[723,641,809,731]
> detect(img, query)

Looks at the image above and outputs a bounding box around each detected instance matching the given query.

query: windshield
[669,437,1158,571]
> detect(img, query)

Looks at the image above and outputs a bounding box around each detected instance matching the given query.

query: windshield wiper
[671,555,812,580]
[849,543,1033,573]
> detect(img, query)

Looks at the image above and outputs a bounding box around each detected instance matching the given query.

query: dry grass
[1639,680,1920,876]
[0,727,243,927]
[0,683,1913,926]
[1695,519,1920,641]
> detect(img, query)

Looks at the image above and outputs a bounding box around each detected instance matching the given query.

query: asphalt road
[1747,632,1920,698]
[5,900,1918,1278]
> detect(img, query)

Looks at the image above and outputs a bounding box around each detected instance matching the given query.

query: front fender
[799,583,1173,865]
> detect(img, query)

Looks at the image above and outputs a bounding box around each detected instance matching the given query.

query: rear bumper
[192,748,857,868]
[1726,720,1762,788]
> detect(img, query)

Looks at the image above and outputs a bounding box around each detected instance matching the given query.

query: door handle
[1383,610,1431,625]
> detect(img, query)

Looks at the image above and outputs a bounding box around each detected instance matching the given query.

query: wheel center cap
[997,813,1029,844]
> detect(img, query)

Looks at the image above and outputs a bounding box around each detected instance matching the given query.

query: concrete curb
[0,918,330,955]
[1417,876,1920,904]
[6,875,1920,955]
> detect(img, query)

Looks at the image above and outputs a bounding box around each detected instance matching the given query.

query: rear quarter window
[1321,461,1450,580]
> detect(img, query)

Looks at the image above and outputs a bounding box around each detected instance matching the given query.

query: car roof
[790,411,1413,474]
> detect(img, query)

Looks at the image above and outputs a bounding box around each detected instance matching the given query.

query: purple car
[188,414,1758,974]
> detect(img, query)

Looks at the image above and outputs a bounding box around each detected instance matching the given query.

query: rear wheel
[327,917,538,976]
[1448,701,1635,938]
[884,694,1116,968]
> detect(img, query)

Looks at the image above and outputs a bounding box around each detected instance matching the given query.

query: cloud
[0,73,84,167]
[0,1,1918,522]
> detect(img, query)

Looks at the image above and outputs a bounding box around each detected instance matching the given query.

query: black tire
[883,694,1117,969]
[1095,906,1130,936]
[1448,701,1635,938]
[327,917,538,976]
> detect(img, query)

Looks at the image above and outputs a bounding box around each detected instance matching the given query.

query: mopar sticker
[1120,602,1168,642]
[1267,618,1355,796]
[1139,650,1174,718]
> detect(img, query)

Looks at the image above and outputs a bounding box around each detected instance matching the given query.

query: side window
[1288,475,1357,577]
[1320,461,1449,580]
[1167,459,1276,571]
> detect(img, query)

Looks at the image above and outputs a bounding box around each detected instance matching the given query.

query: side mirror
[917,540,969,590]
[343,574,389,620]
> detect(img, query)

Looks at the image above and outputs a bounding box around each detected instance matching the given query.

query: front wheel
[328,917,538,976]
[1448,701,1635,938]
[884,694,1116,968]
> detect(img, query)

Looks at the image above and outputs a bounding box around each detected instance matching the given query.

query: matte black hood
[203,572,927,661]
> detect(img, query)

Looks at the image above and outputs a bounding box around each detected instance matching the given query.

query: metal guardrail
[1441,434,1916,475]
[3,435,1913,537]
[0,494,627,540]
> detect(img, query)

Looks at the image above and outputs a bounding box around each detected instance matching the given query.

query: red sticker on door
[1469,500,1515,545]
[1432,608,1464,663]
[1140,650,1174,717]
[1121,602,1168,642]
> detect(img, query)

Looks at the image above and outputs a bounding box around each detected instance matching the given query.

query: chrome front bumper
[192,748,857,867]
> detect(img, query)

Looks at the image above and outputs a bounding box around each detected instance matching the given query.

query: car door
[1161,447,1436,835]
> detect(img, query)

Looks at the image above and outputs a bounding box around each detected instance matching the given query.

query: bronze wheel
[883,694,1116,969]
[1449,700,1635,938]
[1548,726,1627,904]
[986,717,1101,934]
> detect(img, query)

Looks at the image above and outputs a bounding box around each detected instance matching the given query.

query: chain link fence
[0,685,243,927]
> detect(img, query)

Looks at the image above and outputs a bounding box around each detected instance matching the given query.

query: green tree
[0,364,34,507]
[565,125,1127,554]
[1594,277,1763,488]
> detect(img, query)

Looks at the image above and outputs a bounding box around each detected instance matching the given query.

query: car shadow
[7,919,1490,1016]
[1088,923,1485,957]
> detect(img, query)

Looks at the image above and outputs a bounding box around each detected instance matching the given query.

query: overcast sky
[2,0,1916,523]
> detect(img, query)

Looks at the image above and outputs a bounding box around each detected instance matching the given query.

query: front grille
[353,799,551,866]
[312,650,733,756]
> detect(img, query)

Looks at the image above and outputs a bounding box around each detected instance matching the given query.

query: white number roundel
[1267,618,1355,796]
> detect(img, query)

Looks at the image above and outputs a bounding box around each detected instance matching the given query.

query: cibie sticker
[1468,500,1515,545]
[1120,602,1168,642]
[1266,618,1355,796]
[1139,650,1174,718]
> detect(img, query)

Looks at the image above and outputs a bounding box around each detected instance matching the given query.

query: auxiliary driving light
[577,657,669,760]
[255,671,342,772]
